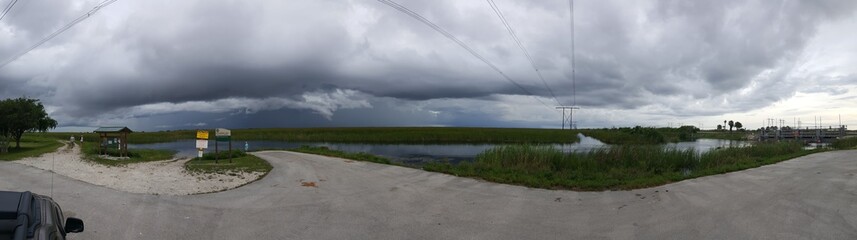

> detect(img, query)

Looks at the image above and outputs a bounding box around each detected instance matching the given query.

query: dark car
[0,191,84,240]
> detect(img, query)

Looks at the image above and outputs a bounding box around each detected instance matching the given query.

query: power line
[376,0,556,110]
[568,0,576,106]
[485,0,560,106]
[0,0,19,22]
[0,0,119,70]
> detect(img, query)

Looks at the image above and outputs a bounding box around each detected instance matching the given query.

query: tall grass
[185,151,272,174]
[34,127,580,144]
[697,131,749,141]
[0,136,64,161]
[79,142,176,166]
[832,137,857,150]
[290,145,391,165]
[424,141,812,190]
[576,126,699,144]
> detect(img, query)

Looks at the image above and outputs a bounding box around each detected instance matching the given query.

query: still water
[129,134,748,165]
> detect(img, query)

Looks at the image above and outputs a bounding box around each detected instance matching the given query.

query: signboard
[196,139,208,149]
[196,130,209,139]
[215,128,231,137]
[103,137,119,147]
[215,128,231,142]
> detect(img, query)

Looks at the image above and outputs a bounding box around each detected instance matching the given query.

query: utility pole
[556,106,580,129]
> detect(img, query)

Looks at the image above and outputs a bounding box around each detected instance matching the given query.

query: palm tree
[728,120,735,132]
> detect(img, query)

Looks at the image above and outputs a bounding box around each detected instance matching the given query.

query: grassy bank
[289,145,391,164]
[832,137,857,149]
[423,141,819,190]
[0,136,64,161]
[185,150,272,174]
[697,131,749,141]
[576,126,699,144]
[34,127,580,144]
[80,142,176,166]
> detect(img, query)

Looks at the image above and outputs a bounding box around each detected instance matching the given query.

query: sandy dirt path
[14,141,263,195]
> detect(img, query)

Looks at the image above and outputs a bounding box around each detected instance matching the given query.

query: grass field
[185,150,272,174]
[832,137,857,149]
[576,126,700,144]
[80,142,176,166]
[697,131,750,141]
[33,127,580,144]
[423,141,819,190]
[289,145,392,164]
[0,136,64,161]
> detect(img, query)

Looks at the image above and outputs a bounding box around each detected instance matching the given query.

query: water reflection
[664,138,751,153]
[128,134,748,166]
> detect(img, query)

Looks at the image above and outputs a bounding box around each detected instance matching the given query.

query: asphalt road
[1,150,856,239]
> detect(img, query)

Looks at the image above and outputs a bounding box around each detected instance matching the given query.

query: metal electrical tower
[558,0,580,130]
[557,106,580,129]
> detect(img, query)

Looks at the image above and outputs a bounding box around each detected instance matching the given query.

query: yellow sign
[196,130,209,139]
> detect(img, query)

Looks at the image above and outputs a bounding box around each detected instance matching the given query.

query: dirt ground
[14,141,264,195]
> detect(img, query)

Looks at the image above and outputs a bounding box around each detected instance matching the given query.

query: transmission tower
[557,106,580,129]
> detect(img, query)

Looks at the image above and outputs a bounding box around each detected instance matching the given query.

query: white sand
[15,141,264,195]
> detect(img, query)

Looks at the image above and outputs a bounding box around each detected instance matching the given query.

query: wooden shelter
[94,126,132,157]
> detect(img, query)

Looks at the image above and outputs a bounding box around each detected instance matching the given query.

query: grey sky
[1,0,856,131]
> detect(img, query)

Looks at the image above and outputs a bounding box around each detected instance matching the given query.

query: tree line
[0,98,57,153]
[716,120,743,132]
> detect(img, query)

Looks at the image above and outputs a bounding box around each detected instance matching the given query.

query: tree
[0,98,57,149]
[734,121,743,130]
[0,100,10,153]
[728,120,734,132]
[716,124,722,130]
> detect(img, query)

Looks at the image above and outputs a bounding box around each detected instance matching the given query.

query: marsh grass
[0,136,64,161]
[697,131,749,141]
[290,145,391,164]
[576,126,700,144]
[33,127,580,144]
[80,142,176,166]
[424,141,815,190]
[185,151,272,174]
[832,137,857,150]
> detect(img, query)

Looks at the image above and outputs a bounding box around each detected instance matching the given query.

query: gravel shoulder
[14,141,263,195]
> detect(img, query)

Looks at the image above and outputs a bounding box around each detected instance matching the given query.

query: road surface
[1,150,855,239]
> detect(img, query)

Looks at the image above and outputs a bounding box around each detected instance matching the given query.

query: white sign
[215,128,231,137]
[196,139,209,149]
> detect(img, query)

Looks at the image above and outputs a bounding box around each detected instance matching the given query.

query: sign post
[196,130,209,158]
[215,128,232,163]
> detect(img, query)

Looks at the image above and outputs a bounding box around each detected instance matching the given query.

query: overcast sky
[1,0,856,132]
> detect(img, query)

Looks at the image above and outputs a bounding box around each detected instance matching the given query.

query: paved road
[1,150,856,239]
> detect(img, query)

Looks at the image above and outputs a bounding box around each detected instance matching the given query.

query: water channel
[128,134,750,166]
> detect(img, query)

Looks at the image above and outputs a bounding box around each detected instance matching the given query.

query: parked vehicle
[0,191,83,240]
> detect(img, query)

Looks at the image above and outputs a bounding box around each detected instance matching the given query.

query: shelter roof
[93,126,133,133]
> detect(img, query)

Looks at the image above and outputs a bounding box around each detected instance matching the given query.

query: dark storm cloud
[1,0,856,130]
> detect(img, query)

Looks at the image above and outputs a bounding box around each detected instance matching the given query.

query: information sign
[215,128,231,137]
[196,130,209,139]
[196,139,208,149]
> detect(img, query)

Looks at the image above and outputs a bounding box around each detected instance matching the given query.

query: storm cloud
[1,0,856,130]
